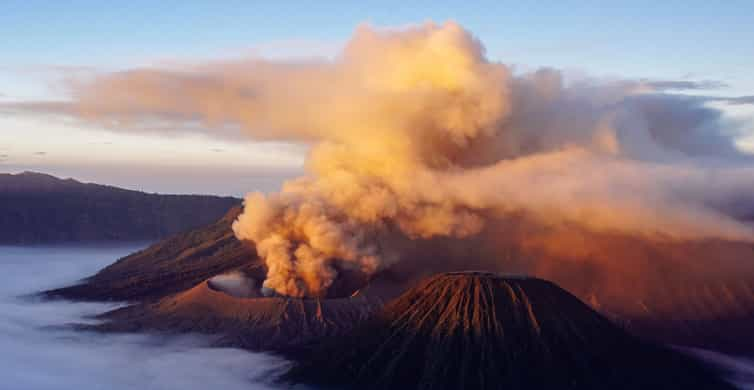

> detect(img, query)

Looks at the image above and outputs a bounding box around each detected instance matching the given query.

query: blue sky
[1,1,753,194]
[2,1,751,86]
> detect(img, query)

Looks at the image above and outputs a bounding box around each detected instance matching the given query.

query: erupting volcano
[34,18,754,389]
[60,21,754,304]
[7,2,754,389]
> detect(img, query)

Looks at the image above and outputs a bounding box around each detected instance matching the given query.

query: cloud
[208,271,258,298]
[722,95,754,105]
[0,100,74,115]
[0,64,99,75]
[642,79,729,91]
[0,245,287,390]
[5,21,754,300]
[0,100,249,140]
[619,93,748,158]
[691,349,754,389]
[672,94,754,107]
[16,20,751,297]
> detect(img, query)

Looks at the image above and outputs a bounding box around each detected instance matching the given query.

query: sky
[1,1,753,195]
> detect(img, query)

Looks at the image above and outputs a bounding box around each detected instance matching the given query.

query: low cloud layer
[0,245,286,390]
[722,95,754,105]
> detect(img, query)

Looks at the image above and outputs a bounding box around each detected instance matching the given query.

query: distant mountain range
[0,171,240,244]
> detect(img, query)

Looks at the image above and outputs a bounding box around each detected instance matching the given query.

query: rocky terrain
[285,272,735,389]
[0,171,239,244]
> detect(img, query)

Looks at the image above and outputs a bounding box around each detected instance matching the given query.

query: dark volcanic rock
[286,272,735,390]
[0,171,239,244]
[611,277,754,357]
[45,206,260,301]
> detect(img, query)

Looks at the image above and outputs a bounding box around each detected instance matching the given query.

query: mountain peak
[17,170,58,177]
[286,272,734,389]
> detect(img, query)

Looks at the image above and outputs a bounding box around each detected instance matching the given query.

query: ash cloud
[22,21,754,298]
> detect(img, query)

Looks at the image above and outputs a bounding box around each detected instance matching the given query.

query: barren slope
[286,272,735,390]
[45,206,260,301]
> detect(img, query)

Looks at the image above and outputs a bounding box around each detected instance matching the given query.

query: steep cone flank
[286,272,734,390]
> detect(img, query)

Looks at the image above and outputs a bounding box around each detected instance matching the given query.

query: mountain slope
[286,272,735,390]
[0,171,239,244]
[45,206,258,301]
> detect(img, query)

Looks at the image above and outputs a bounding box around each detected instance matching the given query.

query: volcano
[285,272,735,390]
[93,276,389,352]
[43,206,754,358]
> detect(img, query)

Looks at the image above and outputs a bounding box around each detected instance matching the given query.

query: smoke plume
[208,271,258,298]
[62,22,754,298]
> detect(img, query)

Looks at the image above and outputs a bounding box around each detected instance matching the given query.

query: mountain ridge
[0,171,240,244]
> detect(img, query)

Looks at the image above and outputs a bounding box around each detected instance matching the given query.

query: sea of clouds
[0,245,288,390]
